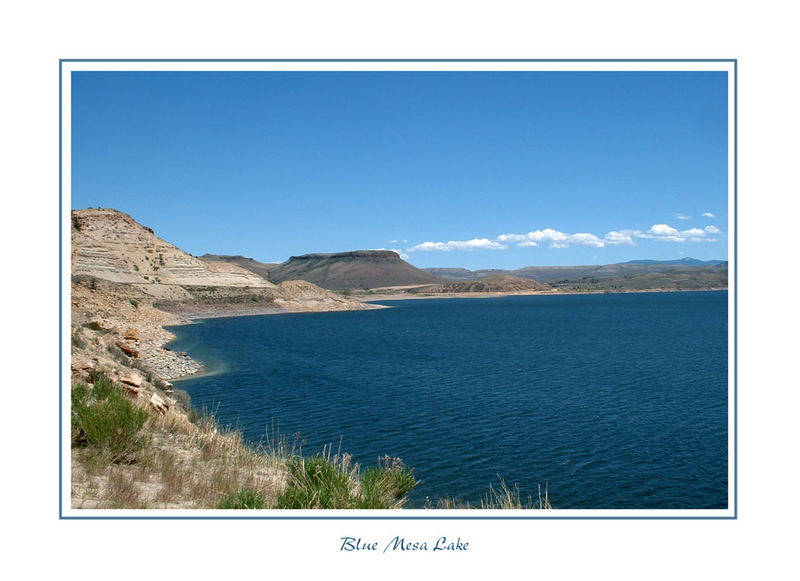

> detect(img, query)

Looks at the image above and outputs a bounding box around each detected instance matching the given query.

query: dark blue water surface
[167,291,728,509]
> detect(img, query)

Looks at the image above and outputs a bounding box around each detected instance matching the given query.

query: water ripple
[169,291,728,509]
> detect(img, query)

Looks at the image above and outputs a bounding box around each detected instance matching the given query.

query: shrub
[218,489,267,509]
[276,452,417,509]
[83,321,104,331]
[277,455,354,509]
[359,456,417,508]
[72,373,149,463]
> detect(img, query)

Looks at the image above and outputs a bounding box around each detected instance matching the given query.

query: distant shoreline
[357,286,728,302]
[164,302,389,324]
[166,286,728,324]
[166,285,729,389]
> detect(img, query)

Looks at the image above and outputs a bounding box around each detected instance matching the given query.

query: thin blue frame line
[62,515,734,521]
[59,58,736,63]
[59,60,64,519]
[59,59,737,520]
[733,60,738,519]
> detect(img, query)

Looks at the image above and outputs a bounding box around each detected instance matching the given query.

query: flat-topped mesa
[269,249,441,290]
[289,250,402,261]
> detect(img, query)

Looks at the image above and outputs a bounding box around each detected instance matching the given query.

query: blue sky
[71,70,728,269]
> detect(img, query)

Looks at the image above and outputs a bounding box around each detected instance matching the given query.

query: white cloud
[406,221,721,253]
[702,212,716,218]
[676,213,692,220]
[569,232,605,247]
[496,233,529,243]
[499,228,601,248]
[648,224,681,237]
[682,228,707,241]
[407,238,507,252]
[532,228,569,245]
[636,223,714,243]
[603,230,636,245]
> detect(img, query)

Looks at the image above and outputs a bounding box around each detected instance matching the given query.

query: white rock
[150,392,170,414]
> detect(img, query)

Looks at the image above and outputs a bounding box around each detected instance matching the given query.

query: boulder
[118,372,143,387]
[123,328,140,341]
[150,392,170,414]
[70,357,95,381]
[121,384,140,397]
[115,340,139,358]
[71,357,94,374]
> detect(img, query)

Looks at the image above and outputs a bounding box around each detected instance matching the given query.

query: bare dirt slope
[198,254,278,281]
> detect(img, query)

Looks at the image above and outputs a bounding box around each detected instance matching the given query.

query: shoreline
[160,286,727,383]
[164,285,729,323]
[162,301,389,324]
[356,286,728,302]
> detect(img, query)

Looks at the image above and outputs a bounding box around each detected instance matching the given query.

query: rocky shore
[71,275,385,384]
[70,208,383,386]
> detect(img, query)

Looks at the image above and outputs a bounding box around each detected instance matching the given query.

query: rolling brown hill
[198,254,278,281]
[267,250,442,290]
[409,274,550,294]
[423,261,728,291]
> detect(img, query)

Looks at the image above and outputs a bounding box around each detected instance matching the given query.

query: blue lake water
[167,291,728,509]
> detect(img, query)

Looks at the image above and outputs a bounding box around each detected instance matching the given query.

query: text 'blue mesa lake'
[167,291,728,509]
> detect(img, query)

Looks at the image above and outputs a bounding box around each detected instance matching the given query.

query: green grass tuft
[276,451,417,509]
[218,488,267,509]
[72,373,150,464]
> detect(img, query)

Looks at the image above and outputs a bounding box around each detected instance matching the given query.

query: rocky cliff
[72,209,274,291]
[70,208,380,383]
[71,208,377,311]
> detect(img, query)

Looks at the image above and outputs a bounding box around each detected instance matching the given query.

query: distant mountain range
[618,258,727,267]
[207,251,728,293]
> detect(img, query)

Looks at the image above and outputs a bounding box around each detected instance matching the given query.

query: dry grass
[71,398,285,509]
[425,480,552,510]
[71,374,539,511]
